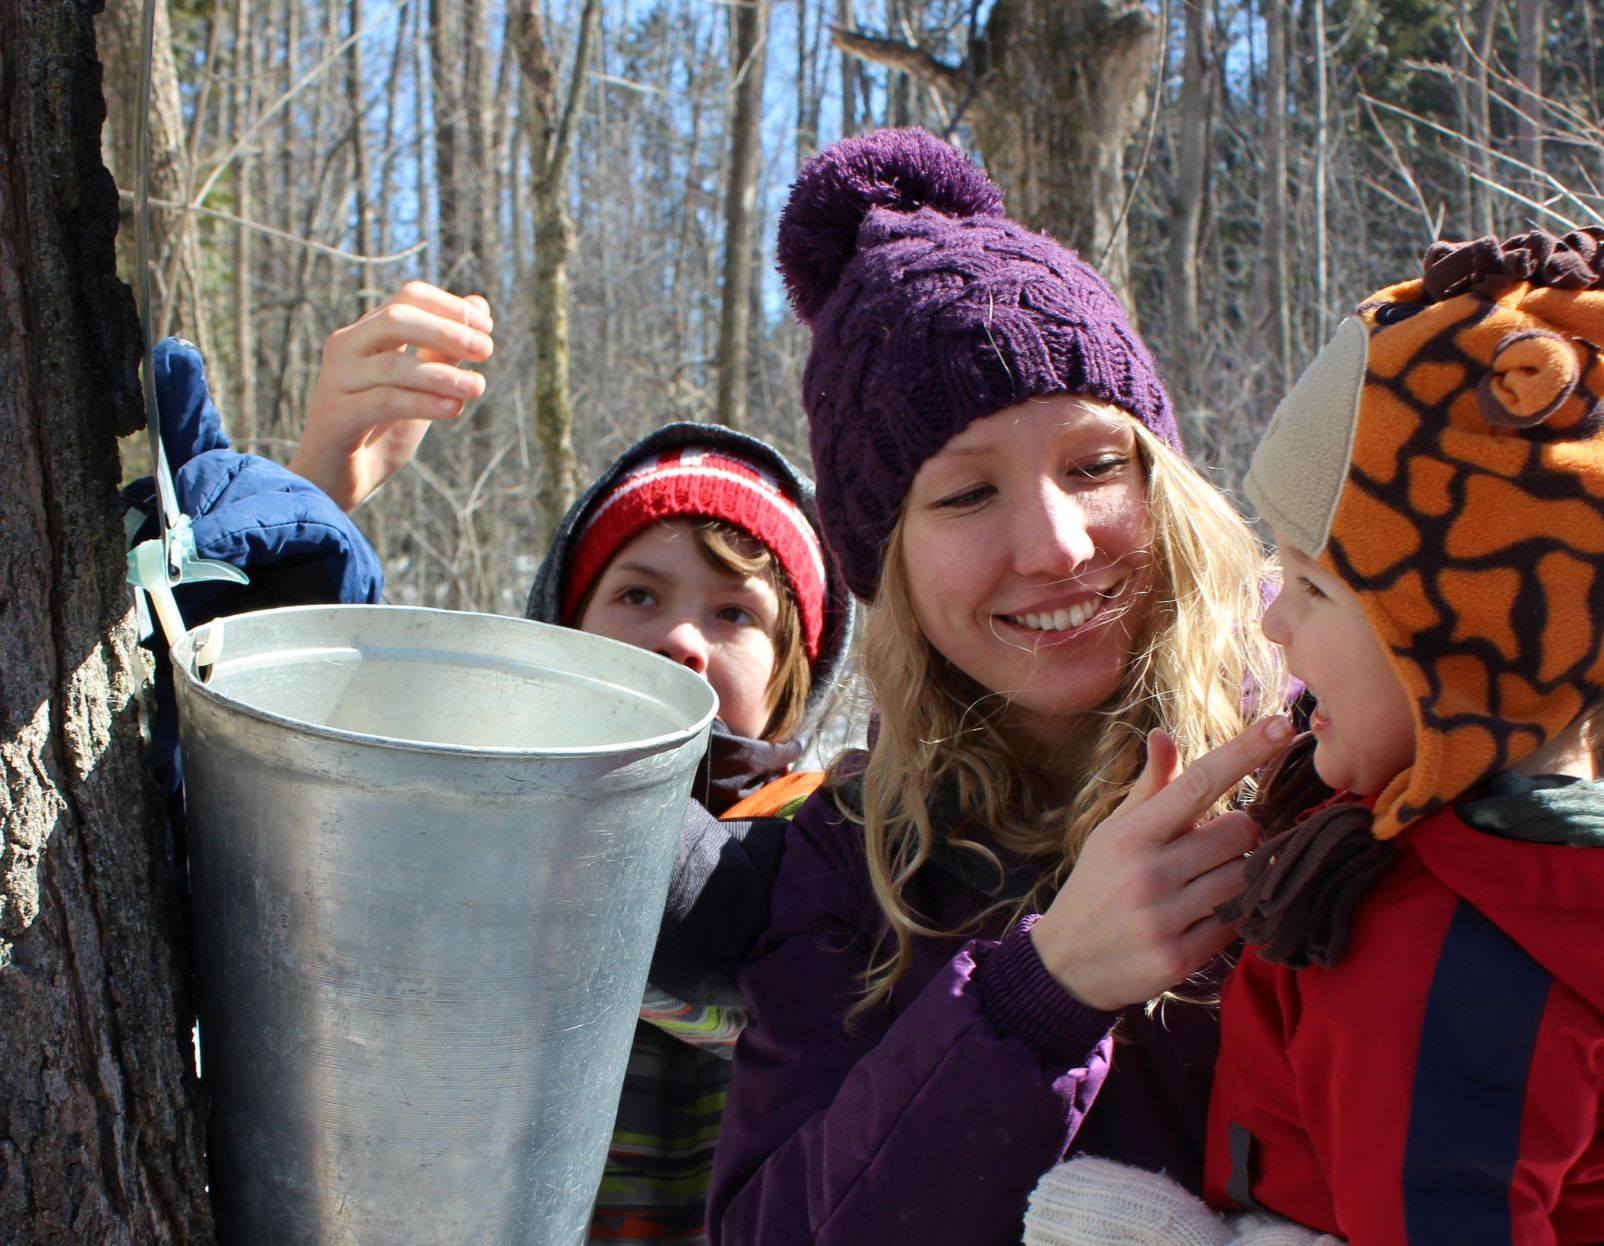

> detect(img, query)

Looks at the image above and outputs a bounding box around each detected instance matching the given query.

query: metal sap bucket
[170,604,717,1245]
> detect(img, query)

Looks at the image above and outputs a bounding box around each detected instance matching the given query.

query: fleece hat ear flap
[1246,227,1604,841]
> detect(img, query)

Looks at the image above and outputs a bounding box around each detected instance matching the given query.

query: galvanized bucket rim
[170,603,720,761]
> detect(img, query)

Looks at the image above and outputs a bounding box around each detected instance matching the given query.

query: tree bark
[347,0,375,311]
[231,0,258,445]
[0,1,213,1240]
[1167,0,1213,410]
[430,0,465,269]
[835,0,1158,306]
[1311,0,1329,341]
[1262,0,1292,392]
[1467,0,1500,237]
[1514,0,1545,203]
[517,0,602,531]
[97,0,208,345]
[716,0,771,430]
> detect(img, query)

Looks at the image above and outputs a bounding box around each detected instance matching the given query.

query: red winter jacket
[1206,802,1604,1245]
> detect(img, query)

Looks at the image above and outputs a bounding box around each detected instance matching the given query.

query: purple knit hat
[777,127,1180,600]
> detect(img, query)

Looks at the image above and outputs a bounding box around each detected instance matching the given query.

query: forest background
[100,0,1604,620]
[3,2,1603,1240]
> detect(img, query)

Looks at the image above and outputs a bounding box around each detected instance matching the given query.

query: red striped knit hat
[561,448,828,659]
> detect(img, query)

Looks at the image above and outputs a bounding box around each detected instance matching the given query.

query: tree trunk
[715,0,771,430]
[835,0,1158,306]
[232,0,258,445]
[517,0,602,531]
[1167,0,1213,411]
[1468,0,1500,237]
[97,0,207,344]
[838,0,860,135]
[430,0,465,269]
[1262,0,1292,392]
[1514,0,1545,203]
[1311,0,1329,341]
[347,0,375,311]
[0,1,213,1240]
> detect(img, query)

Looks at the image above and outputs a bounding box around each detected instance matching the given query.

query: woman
[704,128,1291,1245]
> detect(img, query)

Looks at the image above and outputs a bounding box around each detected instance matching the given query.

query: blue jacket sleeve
[124,338,384,859]
[707,795,1118,1246]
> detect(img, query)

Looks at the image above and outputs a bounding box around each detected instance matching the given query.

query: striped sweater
[588,771,824,1244]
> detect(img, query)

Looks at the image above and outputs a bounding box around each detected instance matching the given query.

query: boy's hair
[836,417,1287,1012]
[691,521,811,743]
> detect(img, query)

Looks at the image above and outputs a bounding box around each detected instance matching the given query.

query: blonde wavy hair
[835,419,1287,1014]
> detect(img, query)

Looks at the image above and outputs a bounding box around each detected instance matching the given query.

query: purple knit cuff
[974,914,1119,1066]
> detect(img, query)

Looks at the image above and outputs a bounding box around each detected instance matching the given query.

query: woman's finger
[1128,716,1292,844]
[1174,905,1244,972]
[1161,810,1259,889]
[1173,855,1250,924]
[1115,730,1183,814]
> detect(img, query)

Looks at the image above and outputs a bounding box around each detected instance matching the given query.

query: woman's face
[899,395,1154,755]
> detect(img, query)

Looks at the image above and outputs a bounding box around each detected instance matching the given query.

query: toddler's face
[577,519,780,739]
[1261,538,1415,795]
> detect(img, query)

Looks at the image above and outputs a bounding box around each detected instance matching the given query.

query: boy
[524,422,854,1245]
[1208,228,1604,1242]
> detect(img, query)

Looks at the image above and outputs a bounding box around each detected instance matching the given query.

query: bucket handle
[190,618,226,682]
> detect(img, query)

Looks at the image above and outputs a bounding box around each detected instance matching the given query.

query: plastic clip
[126,514,249,654]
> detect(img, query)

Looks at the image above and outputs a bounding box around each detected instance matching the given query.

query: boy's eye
[1297,576,1327,600]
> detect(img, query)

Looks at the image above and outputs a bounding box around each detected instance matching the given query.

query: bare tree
[835,0,1160,304]
[231,0,258,443]
[517,0,603,530]
[1514,0,1546,201]
[0,0,213,1239]
[1262,0,1292,392]
[716,0,773,430]
[1168,0,1213,411]
[98,0,207,344]
[347,0,376,311]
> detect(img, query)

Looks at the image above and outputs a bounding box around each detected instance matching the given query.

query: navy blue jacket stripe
[1403,900,1553,1245]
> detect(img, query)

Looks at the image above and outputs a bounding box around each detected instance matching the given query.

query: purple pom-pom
[777,127,1005,324]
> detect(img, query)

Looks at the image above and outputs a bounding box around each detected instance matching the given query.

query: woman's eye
[934,484,993,509]
[1073,455,1130,479]
[1297,576,1327,600]
[717,605,758,627]
[618,586,655,607]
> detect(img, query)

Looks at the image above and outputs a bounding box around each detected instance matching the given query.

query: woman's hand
[288,282,495,511]
[1029,715,1294,1012]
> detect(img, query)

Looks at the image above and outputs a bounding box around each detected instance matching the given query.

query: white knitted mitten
[1023,1156,1234,1246]
[1023,1157,1347,1246]
[1223,1211,1345,1246]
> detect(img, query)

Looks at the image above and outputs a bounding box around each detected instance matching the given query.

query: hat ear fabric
[1476,329,1583,427]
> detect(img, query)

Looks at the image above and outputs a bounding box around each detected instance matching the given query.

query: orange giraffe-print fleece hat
[1246,228,1604,840]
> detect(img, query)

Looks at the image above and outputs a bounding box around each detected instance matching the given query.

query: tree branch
[831,27,963,96]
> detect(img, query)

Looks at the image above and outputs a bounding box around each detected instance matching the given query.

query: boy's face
[1261,538,1415,795]
[577,519,780,739]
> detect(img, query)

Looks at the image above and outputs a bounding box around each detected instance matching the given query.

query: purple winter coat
[708,783,1223,1245]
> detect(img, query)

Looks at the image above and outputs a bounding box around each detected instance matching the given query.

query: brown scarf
[1216,734,1397,969]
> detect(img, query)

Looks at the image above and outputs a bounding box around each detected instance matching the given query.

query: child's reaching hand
[289,281,494,511]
